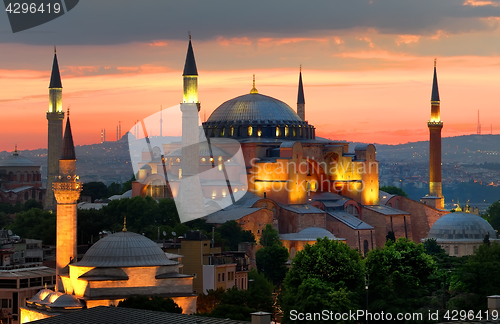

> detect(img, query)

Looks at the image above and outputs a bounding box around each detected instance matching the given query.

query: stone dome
[48,294,84,308]
[28,288,53,303]
[427,212,497,241]
[74,231,176,268]
[279,227,339,241]
[0,153,36,167]
[203,92,315,140]
[207,93,302,124]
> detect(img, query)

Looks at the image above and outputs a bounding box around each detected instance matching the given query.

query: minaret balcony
[427,121,443,127]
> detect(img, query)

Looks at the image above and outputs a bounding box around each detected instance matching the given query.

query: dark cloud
[1,0,500,45]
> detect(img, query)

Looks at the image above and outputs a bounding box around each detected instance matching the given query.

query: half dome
[74,231,176,268]
[427,212,497,241]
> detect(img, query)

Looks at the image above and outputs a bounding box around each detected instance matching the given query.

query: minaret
[53,112,81,292]
[297,65,305,121]
[177,34,205,222]
[44,47,65,210]
[428,59,444,209]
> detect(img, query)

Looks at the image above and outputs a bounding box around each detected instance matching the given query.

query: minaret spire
[182,35,199,104]
[45,49,65,210]
[297,65,305,121]
[426,58,444,209]
[431,58,440,103]
[61,115,76,160]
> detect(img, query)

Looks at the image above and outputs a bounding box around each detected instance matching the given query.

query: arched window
[285,125,289,137]
[395,199,400,209]
[222,189,227,198]
[276,126,281,137]
[292,127,296,137]
[248,125,253,136]
[454,246,459,255]
[230,126,234,137]
[221,127,225,136]
[363,240,369,257]
[257,127,262,137]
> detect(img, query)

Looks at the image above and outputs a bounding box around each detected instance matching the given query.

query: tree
[8,208,56,244]
[256,224,289,285]
[423,238,446,256]
[386,230,396,242]
[215,220,255,251]
[281,238,364,323]
[484,200,500,232]
[117,296,182,313]
[365,238,437,315]
[449,242,500,311]
[198,269,273,321]
[121,175,136,194]
[380,185,408,197]
[81,181,108,202]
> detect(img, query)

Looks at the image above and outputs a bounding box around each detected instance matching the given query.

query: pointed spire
[297,65,305,104]
[122,215,127,232]
[49,48,63,88]
[61,115,76,160]
[250,74,258,94]
[14,144,18,156]
[431,58,439,102]
[183,35,198,76]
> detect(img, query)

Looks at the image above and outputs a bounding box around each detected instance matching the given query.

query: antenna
[119,121,122,140]
[477,110,481,135]
[160,105,163,137]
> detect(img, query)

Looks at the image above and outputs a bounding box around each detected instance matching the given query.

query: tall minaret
[177,35,205,222]
[53,112,81,292]
[44,48,65,210]
[297,65,305,121]
[428,59,444,209]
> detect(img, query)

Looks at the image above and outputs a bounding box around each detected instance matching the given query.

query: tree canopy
[280,238,364,323]
[117,296,182,313]
[365,238,437,315]
[256,224,289,285]
[380,185,408,197]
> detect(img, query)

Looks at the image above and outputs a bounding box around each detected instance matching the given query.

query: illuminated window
[292,127,296,137]
[212,190,217,198]
[234,188,238,193]
[210,157,214,162]
[221,128,225,136]
[201,158,206,162]
[247,125,253,136]
[299,126,302,137]
[222,189,227,197]
[218,163,223,171]
[176,158,180,163]
[257,127,262,137]
[285,125,289,137]
[276,126,281,137]
[230,126,234,136]
[218,156,223,162]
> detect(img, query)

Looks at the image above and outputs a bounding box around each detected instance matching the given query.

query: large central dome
[74,231,176,268]
[203,92,315,140]
[207,93,302,124]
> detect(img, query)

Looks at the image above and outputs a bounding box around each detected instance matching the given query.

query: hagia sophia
[2,37,496,323]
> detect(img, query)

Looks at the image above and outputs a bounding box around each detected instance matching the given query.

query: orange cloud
[396,34,421,45]
[463,0,500,6]
[148,41,168,47]
[216,36,252,46]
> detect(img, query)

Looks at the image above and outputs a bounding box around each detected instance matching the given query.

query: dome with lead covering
[0,153,36,167]
[427,212,497,241]
[74,231,176,268]
[203,92,315,140]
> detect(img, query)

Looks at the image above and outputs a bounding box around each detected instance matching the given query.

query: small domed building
[0,147,44,204]
[426,211,497,257]
[21,230,196,323]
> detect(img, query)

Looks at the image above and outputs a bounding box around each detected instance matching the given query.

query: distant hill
[346,134,500,164]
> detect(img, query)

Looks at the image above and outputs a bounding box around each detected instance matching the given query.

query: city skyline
[2,0,500,151]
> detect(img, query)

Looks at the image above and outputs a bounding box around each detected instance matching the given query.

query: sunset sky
[2,0,500,152]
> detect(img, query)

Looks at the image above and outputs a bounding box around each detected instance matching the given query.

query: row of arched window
[204,124,315,139]
[5,171,42,182]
